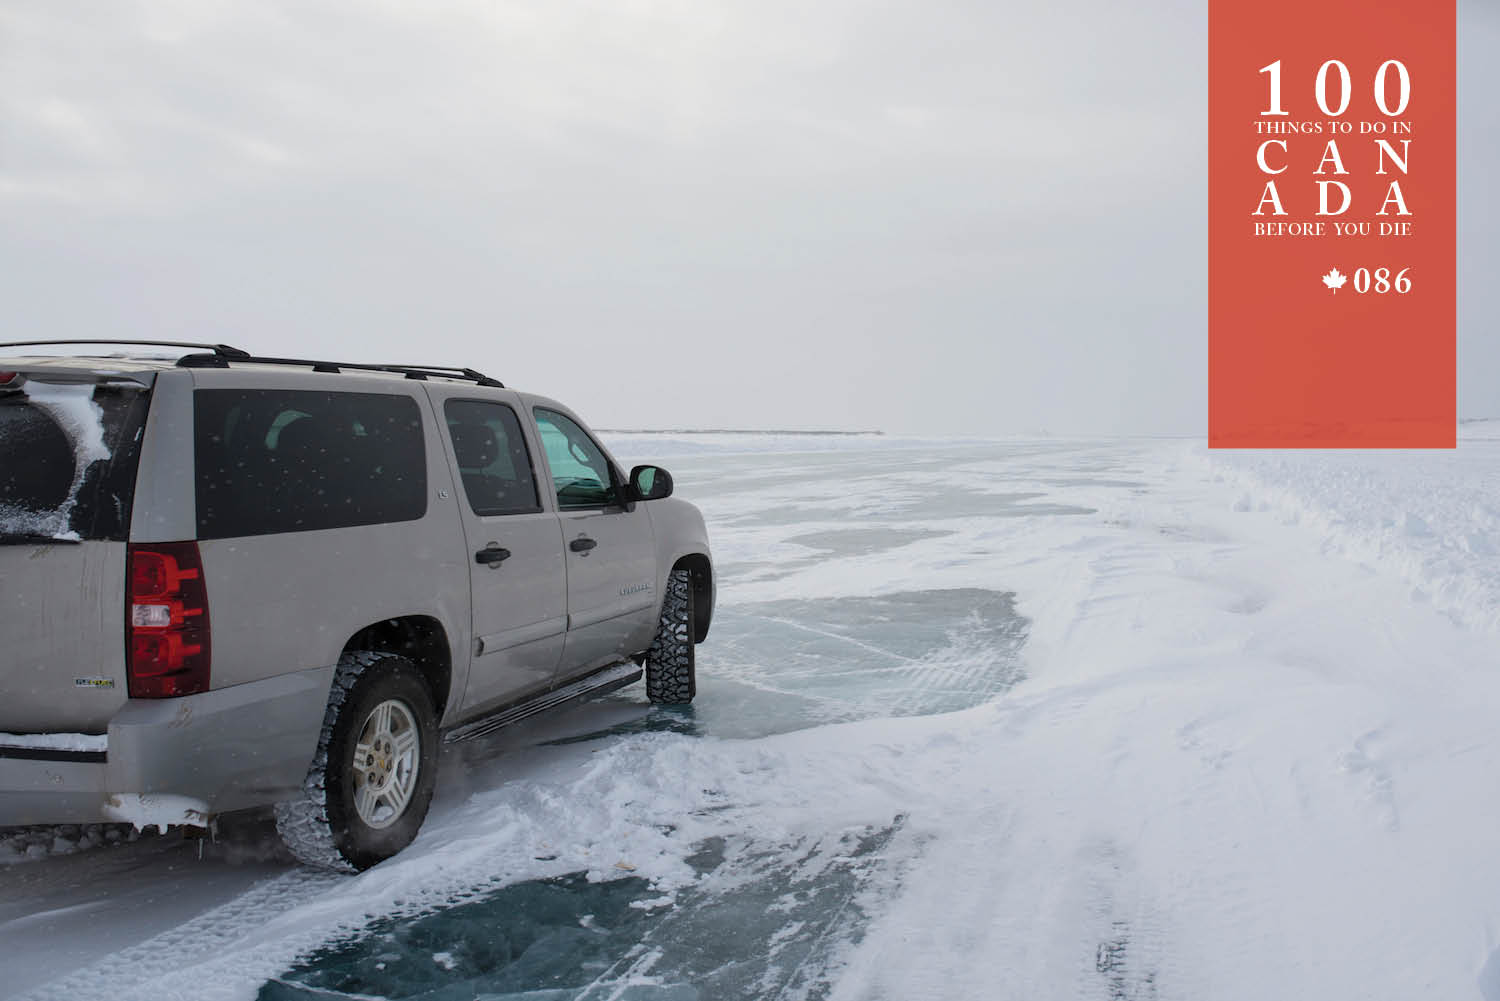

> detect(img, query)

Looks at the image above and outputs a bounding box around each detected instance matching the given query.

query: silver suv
[0,341,713,870]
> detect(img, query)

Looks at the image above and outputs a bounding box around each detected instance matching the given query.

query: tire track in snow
[19,869,345,1001]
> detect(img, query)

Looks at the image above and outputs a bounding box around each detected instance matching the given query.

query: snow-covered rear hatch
[0,376,151,543]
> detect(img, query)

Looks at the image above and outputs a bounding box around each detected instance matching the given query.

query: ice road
[6,430,1500,1001]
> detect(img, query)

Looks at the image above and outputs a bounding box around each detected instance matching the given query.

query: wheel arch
[342,615,454,718]
[671,553,714,642]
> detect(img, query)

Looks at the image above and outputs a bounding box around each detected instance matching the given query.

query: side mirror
[628,464,674,502]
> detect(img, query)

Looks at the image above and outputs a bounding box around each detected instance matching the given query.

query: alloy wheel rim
[351,699,420,830]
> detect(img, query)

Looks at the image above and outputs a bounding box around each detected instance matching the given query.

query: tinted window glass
[444,399,541,517]
[195,389,426,539]
[534,408,615,509]
[0,382,149,542]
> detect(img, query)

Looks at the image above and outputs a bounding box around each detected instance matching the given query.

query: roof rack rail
[384,364,507,386]
[0,340,504,388]
[176,352,505,388]
[0,339,251,359]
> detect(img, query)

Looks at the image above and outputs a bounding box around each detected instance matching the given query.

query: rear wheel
[275,651,438,871]
[645,567,696,704]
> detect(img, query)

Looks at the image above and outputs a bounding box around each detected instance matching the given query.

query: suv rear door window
[534,408,616,509]
[0,381,149,542]
[195,389,426,539]
[443,399,541,517]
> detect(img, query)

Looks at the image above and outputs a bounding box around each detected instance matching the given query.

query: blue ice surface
[259,826,900,1001]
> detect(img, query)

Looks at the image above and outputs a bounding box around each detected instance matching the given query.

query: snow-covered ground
[6,431,1500,1000]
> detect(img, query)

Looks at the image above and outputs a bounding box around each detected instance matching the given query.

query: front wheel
[645,567,696,704]
[275,651,438,871]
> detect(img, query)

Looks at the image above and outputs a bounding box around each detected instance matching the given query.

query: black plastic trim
[0,745,107,763]
[443,661,643,744]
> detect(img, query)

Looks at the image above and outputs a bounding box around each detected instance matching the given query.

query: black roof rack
[181,354,505,388]
[0,339,251,359]
[385,363,506,386]
[0,339,503,388]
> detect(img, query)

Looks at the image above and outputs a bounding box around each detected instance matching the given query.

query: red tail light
[126,542,211,698]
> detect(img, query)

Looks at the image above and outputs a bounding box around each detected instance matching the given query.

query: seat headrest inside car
[450,424,498,469]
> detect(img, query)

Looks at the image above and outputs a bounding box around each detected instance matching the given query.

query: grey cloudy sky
[1,1,1494,434]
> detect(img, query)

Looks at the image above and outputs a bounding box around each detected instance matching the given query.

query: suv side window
[444,399,541,517]
[195,389,427,539]
[534,408,616,509]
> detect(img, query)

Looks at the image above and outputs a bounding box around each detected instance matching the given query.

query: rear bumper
[0,756,109,825]
[0,664,334,827]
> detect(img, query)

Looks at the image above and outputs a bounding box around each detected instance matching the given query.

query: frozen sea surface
[10,431,1500,1001]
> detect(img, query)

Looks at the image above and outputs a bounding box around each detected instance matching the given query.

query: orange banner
[1209,2,1455,447]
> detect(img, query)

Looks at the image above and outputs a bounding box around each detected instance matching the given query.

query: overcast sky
[1,1,1494,434]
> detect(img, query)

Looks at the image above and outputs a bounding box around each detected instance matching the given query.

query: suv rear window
[0,380,150,543]
[194,389,427,539]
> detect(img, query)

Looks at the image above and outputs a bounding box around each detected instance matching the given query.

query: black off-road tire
[645,568,696,704]
[274,651,438,872]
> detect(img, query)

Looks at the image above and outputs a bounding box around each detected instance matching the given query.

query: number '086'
[1353,268,1412,294]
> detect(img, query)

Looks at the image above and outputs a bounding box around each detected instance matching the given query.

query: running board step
[443,661,643,745]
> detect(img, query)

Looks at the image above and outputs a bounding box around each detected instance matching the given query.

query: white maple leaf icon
[1322,267,1348,292]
